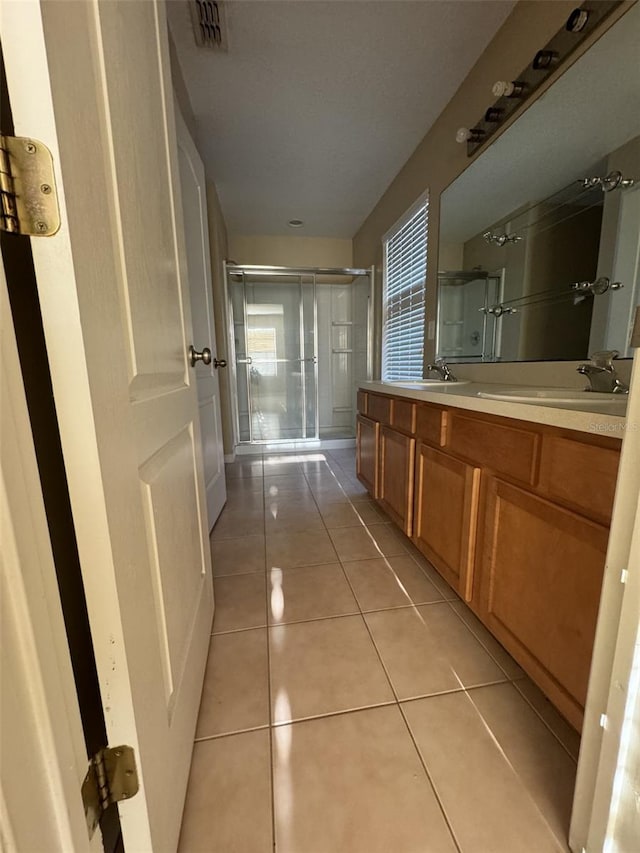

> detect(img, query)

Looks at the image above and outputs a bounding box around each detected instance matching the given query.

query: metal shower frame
[224,262,375,446]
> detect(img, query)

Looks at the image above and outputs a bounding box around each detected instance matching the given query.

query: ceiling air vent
[190,0,228,50]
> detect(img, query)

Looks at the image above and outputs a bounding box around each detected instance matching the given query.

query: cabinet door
[478,477,609,731]
[379,426,415,535]
[356,414,379,498]
[413,444,480,600]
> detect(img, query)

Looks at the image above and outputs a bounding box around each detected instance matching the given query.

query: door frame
[570,350,640,851]
[1,261,97,853]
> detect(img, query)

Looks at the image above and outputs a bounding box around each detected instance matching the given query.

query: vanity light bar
[460,1,625,157]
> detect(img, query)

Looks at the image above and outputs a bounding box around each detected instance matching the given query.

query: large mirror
[437,4,640,363]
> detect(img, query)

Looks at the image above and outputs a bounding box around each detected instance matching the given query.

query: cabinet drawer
[391,398,416,434]
[357,390,368,415]
[367,393,392,424]
[447,413,538,484]
[538,435,620,524]
[416,404,446,447]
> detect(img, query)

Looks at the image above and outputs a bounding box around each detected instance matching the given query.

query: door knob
[189,345,212,367]
[213,358,227,369]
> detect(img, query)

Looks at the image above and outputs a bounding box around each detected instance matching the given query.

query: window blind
[382,195,428,381]
[248,327,277,376]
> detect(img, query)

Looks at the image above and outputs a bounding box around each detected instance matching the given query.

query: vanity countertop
[359,380,627,437]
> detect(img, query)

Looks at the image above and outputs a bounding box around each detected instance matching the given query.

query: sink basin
[383,379,470,389]
[477,387,627,411]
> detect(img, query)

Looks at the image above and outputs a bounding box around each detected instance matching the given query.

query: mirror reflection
[437,5,640,363]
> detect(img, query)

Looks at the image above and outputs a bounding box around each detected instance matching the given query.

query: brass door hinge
[0,135,60,236]
[81,745,139,839]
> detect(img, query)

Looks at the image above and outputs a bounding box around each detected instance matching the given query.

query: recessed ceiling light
[288,219,304,228]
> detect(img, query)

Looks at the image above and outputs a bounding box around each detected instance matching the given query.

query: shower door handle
[236,357,253,364]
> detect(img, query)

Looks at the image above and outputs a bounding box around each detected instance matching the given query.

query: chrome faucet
[426,358,458,382]
[577,350,629,394]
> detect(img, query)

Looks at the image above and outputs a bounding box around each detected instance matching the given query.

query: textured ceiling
[167,0,515,238]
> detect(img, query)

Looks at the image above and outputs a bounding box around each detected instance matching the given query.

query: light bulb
[455,127,485,144]
[492,80,525,98]
[492,80,515,97]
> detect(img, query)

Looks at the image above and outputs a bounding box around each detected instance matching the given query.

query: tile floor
[179,449,579,853]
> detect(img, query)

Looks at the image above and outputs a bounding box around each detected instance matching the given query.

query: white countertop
[360,381,627,437]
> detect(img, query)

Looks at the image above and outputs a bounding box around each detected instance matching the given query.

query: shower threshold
[234,437,356,456]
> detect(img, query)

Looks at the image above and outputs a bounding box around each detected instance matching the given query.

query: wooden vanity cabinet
[357,392,418,532]
[414,444,480,600]
[356,414,379,498]
[356,386,622,730]
[477,476,610,730]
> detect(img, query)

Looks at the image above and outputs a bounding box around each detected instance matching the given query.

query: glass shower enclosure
[226,265,373,445]
[436,270,503,362]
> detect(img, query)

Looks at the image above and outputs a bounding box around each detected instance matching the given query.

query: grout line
[268,610,361,628]
[300,458,464,851]
[213,569,266,580]
[212,597,490,637]
[442,598,524,683]
[212,623,268,636]
[330,454,580,813]
[340,549,464,852]
[511,678,580,764]
[270,699,398,729]
[262,464,277,852]
[194,723,270,743]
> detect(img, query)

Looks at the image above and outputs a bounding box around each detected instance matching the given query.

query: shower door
[230,273,318,442]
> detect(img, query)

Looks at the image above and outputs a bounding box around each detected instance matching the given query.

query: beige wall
[353,0,634,373]
[228,235,353,269]
[168,30,197,142]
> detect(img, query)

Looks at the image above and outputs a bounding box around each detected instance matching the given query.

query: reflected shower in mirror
[437,3,640,364]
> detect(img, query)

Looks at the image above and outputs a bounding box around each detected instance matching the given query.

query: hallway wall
[229,235,353,269]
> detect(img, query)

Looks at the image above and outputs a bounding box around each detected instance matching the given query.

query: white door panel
[175,106,227,527]
[1,1,213,849]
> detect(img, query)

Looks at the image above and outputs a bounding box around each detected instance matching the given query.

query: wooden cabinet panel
[478,477,609,730]
[379,427,415,535]
[391,398,416,435]
[538,434,620,524]
[413,444,480,600]
[367,393,392,424]
[356,415,379,498]
[416,404,447,447]
[357,390,368,415]
[447,412,539,484]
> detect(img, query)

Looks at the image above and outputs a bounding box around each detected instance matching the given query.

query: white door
[1,2,214,850]
[175,106,227,527]
[1,264,97,853]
